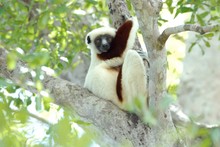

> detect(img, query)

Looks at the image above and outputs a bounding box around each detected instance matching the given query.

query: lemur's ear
[86,35,91,44]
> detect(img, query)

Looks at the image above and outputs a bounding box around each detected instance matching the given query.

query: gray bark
[0,48,141,146]
[107,0,178,146]
[0,48,162,147]
[130,0,178,146]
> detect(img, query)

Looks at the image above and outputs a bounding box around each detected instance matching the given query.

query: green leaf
[51,118,74,146]
[200,12,209,18]
[54,4,68,18]
[14,98,23,108]
[204,40,211,48]
[36,80,43,91]
[23,51,50,68]
[26,97,32,106]
[196,14,205,26]
[181,7,193,13]
[189,13,195,23]
[166,0,174,13]
[188,42,196,52]
[85,0,98,5]
[167,50,172,56]
[6,52,17,70]
[175,6,193,18]
[0,106,7,132]
[38,12,50,30]
[14,109,29,123]
[210,0,217,5]
[168,84,178,96]
[6,86,18,93]
[203,33,214,38]
[34,0,45,2]
[43,96,53,111]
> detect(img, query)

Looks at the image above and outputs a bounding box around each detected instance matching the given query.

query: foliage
[0,0,108,146]
[0,0,108,73]
[164,0,220,51]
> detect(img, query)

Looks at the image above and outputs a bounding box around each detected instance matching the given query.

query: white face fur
[85,27,116,54]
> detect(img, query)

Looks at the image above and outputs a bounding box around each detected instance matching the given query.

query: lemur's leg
[121,50,148,113]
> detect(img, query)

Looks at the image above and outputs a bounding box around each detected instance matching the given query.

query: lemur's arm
[97,18,139,67]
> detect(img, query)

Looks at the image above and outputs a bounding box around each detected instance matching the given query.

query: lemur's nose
[103,44,110,49]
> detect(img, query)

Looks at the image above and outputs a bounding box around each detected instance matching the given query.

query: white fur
[84,18,147,114]
[86,27,116,54]
[121,50,147,113]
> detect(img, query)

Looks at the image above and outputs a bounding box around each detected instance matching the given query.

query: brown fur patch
[116,66,123,102]
[97,20,133,60]
[107,66,121,72]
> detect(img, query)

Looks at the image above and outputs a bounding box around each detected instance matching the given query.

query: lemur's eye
[107,36,113,43]
[95,38,101,46]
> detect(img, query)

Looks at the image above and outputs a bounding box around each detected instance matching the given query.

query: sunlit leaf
[196,14,205,26]
[203,32,214,38]
[6,86,18,93]
[166,0,174,13]
[54,4,68,18]
[14,109,29,123]
[14,98,23,108]
[0,106,7,131]
[200,11,209,18]
[51,118,74,146]
[38,12,50,29]
[6,52,17,70]
[36,80,43,91]
[23,52,50,68]
[43,96,53,111]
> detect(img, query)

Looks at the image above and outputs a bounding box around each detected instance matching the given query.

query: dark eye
[95,38,101,46]
[106,36,113,43]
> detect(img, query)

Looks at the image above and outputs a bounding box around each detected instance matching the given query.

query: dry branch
[158,24,219,49]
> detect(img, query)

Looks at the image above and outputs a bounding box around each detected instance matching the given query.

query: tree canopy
[0,0,219,146]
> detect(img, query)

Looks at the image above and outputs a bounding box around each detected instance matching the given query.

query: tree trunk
[107,0,178,146]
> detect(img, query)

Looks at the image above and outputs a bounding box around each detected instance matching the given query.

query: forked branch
[158,24,219,49]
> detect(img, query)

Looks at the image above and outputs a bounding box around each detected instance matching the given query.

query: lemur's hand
[136,50,150,68]
[136,50,147,60]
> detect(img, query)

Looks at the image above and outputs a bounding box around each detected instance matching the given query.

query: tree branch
[0,47,155,146]
[158,24,219,49]
[1,46,219,146]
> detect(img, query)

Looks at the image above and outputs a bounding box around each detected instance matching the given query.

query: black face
[94,34,113,53]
